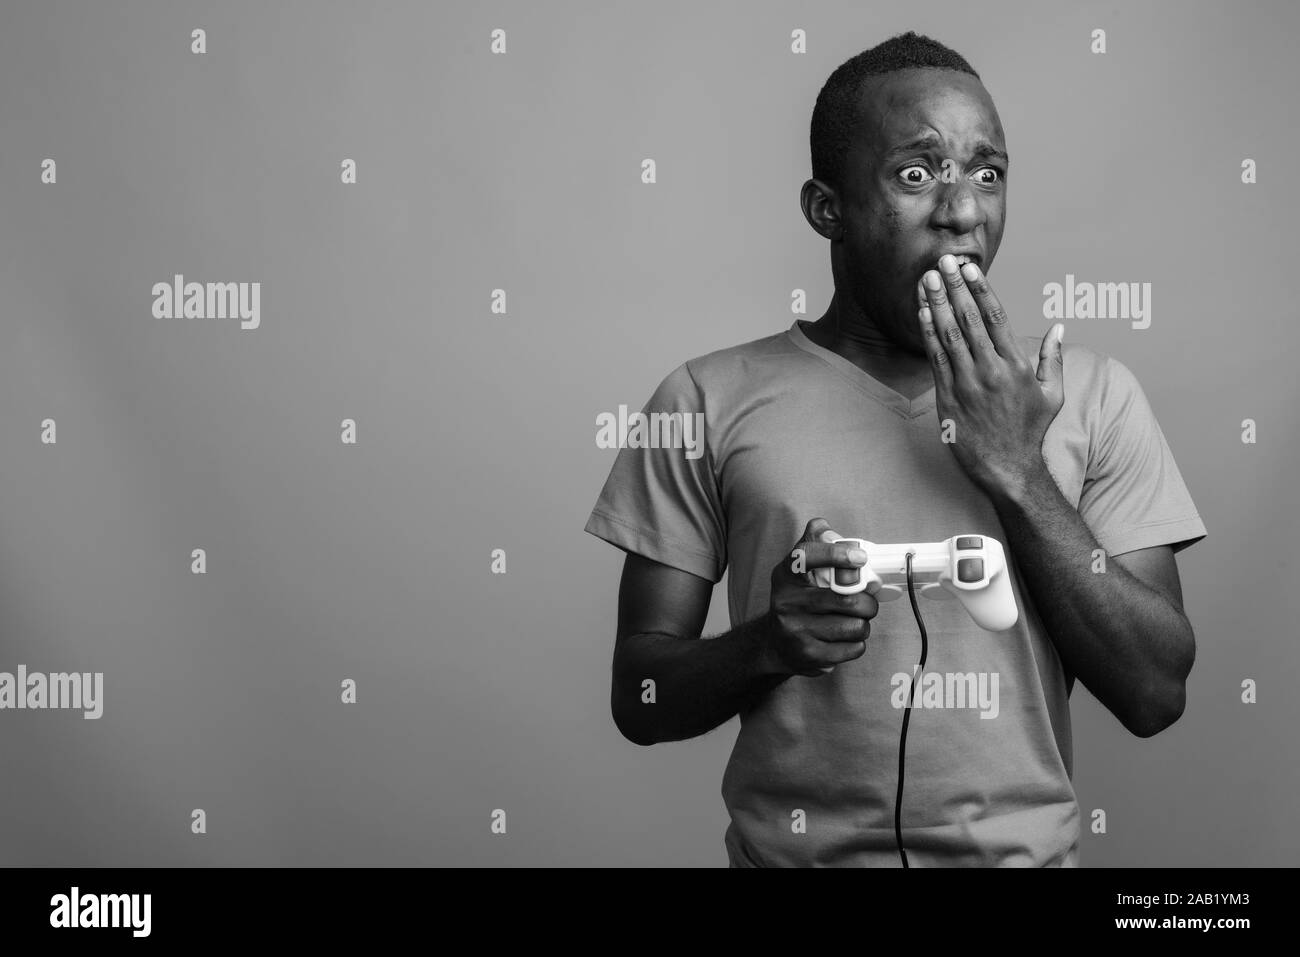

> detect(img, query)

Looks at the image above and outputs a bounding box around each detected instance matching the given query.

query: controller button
[955,536,983,550]
[957,557,984,583]
[835,567,860,586]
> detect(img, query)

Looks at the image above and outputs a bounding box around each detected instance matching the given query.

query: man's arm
[988,464,1195,738]
[610,554,786,746]
[914,257,1198,739]
[610,523,879,745]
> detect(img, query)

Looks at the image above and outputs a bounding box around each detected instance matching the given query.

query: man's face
[835,68,1007,352]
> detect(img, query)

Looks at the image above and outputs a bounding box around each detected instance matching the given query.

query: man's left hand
[916,254,1065,498]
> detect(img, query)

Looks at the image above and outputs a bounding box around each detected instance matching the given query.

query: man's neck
[803,299,933,398]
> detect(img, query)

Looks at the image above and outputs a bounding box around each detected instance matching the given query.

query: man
[583,32,1206,867]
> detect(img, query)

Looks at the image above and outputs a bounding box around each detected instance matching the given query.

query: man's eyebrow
[883,133,1009,164]
[973,141,1010,163]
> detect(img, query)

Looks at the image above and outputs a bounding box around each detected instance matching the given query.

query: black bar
[0,866,1281,943]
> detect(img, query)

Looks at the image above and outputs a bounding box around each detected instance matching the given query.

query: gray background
[0,0,1295,866]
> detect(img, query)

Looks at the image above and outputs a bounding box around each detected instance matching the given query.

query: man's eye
[898,165,933,185]
[974,168,1002,185]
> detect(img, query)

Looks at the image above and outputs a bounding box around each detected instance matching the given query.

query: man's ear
[801,178,843,241]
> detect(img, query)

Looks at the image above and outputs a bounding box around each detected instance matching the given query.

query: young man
[584,32,1206,867]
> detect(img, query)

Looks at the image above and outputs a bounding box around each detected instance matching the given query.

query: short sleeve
[583,362,727,583]
[1078,356,1207,557]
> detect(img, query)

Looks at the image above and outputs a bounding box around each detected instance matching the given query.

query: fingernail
[960,262,980,282]
[939,254,958,273]
[848,548,868,563]
[923,271,942,291]
[1056,324,1064,344]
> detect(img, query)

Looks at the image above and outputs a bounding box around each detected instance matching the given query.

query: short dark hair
[810,32,981,195]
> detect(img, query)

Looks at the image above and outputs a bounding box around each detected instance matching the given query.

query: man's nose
[932,180,984,233]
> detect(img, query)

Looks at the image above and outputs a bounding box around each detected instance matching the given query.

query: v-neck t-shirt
[584,319,1207,867]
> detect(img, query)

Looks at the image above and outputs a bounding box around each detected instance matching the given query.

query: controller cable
[895,551,927,868]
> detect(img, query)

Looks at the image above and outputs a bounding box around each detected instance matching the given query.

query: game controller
[814,535,1018,632]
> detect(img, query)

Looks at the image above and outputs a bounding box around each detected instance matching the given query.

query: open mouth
[920,253,982,278]
[916,254,981,300]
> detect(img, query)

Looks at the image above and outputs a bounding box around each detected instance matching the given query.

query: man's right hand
[762,518,880,677]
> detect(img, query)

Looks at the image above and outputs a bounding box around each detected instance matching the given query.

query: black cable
[895,551,928,868]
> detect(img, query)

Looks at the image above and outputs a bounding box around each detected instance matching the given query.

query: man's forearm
[988,462,1194,736]
[613,614,791,746]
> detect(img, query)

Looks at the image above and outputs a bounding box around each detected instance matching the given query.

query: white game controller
[815,535,1018,632]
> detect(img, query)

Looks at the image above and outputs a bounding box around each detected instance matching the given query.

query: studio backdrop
[0,0,1295,866]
